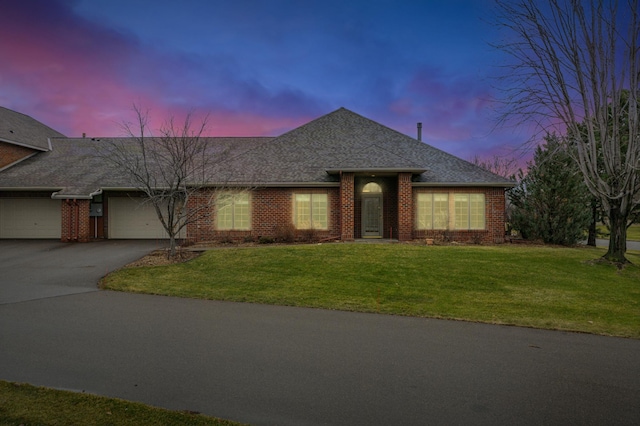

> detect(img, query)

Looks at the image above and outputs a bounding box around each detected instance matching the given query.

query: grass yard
[597,223,640,240]
[102,244,640,339]
[0,380,245,426]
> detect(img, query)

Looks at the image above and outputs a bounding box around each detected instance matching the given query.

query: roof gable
[0,107,513,196]
[0,107,65,151]
[209,108,513,185]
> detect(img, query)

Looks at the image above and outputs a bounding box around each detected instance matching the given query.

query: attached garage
[108,197,174,239]
[0,198,62,238]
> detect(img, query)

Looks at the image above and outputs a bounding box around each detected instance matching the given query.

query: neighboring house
[0,106,514,243]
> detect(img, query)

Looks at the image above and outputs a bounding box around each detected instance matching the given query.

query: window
[469,194,485,229]
[416,192,485,230]
[294,193,327,229]
[454,194,469,229]
[455,194,485,230]
[217,192,250,230]
[362,182,382,193]
[416,193,448,229]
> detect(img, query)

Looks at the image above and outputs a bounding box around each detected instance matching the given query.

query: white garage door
[109,197,181,239]
[0,198,61,238]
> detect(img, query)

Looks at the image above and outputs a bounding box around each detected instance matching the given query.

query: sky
[0,0,533,162]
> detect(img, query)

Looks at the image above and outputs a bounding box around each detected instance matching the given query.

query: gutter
[100,182,342,190]
[325,168,427,175]
[0,137,50,152]
[412,181,516,188]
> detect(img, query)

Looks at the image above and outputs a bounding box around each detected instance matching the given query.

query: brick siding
[0,142,36,169]
[397,173,413,241]
[413,187,506,244]
[187,187,341,242]
[340,173,355,240]
[61,199,91,242]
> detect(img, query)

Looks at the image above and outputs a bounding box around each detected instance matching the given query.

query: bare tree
[494,0,640,264]
[101,105,215,258]
[471,154,519,179]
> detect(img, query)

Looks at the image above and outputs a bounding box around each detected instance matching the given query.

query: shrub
[258,236,274,244]
[274,223,296,243]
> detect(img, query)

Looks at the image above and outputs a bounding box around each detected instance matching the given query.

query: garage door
[0,198,61,238]
[109,197,182,239]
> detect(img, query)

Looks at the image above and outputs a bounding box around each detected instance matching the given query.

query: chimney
[417,122,422,141]
[82,133,86,138]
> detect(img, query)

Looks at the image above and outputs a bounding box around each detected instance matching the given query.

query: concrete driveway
[1,240,639,425]
[0,240,163,304]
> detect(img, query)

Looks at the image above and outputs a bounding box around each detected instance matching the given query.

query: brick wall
[412,187,506,244]
[128,185,507,244]
[340,173,355,240]
[0,142,36,169]
[61,199,91,242]
[397,173,413,241]
[188,187,341,242]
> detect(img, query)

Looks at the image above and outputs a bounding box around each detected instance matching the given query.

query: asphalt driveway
[0,240,163,304]
[1,240,639,425]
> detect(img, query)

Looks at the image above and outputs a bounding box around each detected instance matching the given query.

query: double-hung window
[454,194,485,230]
[294,194,328,229]
[217,192,250,230]
[416,193,448,229]
[417,192,485,230]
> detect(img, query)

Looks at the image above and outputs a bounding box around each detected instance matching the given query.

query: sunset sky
[1,0,533,161]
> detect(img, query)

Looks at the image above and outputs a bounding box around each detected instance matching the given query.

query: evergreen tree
[509,135,592,245]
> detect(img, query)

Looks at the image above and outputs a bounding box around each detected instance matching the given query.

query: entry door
[362,194,383,237]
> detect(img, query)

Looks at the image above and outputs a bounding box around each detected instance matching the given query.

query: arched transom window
[362,182,382,193]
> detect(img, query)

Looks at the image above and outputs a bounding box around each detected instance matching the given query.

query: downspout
[339,170,343,241]
[74,199,80,241]
[65,200,73,241]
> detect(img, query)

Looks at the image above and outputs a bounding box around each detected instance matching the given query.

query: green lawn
[0,380,245,426]
[597,223,640,240]
[102,244,640,338]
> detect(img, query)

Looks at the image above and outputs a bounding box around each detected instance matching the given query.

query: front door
[362,194,383,237]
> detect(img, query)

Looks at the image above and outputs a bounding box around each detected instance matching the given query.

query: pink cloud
[0,0,322,138]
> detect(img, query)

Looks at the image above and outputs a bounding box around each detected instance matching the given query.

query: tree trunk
[168,234,177,259]
[603,205,628,264]
[587,200,597,247]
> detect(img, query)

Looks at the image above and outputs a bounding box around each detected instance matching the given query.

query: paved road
[1,241,639,425]
[594,238,640,251]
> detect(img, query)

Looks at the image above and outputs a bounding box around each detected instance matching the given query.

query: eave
[412,181,516,188]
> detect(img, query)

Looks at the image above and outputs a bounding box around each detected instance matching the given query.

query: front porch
[338,171,415,242]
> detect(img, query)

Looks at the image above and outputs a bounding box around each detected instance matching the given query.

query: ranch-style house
[0,106,514,243]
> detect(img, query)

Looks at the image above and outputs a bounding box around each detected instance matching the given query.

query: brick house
[0,106,514,243]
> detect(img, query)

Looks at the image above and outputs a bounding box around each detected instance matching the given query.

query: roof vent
[417,123,422,141]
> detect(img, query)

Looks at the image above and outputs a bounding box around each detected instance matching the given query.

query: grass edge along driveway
[0,380,246,426]
[102,244,640,339]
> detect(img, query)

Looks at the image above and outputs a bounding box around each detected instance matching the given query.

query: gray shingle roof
[209,108,515,185]
[0,107,65,150]
[0,107,513,197]
[0,136,274,197]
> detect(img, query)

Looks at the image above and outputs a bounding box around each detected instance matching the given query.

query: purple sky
[1,0,533,162]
